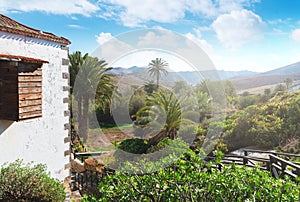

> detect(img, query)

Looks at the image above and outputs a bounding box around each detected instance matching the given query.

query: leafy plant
[118,138,150,154]
[83,150,299,201]
[0,160,65,202]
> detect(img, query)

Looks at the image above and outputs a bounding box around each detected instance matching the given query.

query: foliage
[135,89,183,144]
[129,87,147,120]
[146,137,172,153]
[82,150,300,201]
[69,53,115,142]
[274,83,286,93]
[195,80,236,107]
[224,91,300,151]
[118,138,150,154]
[70,118,86,152]
[238,94,260,109]
[284,77,293,89]
[68,51,88,93]
[147,58,168,87]
[0,160,65,202]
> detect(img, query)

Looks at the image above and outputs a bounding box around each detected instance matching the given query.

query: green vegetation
[118,138,150,154]
[0,160,65,202]
[147,58,168,87]
[223,91,300,152]
[69,51,116,152]
[82,149,300,201]
[68,54,300,201]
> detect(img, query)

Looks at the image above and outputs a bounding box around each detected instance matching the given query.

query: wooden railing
[209,149,300,180]
[269,154,300,179]
[71,149,300,194]
[244,149,300,161]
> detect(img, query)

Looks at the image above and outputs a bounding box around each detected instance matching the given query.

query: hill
[110,67,257,86]
[231,62,300,92]
[110,62,300,92]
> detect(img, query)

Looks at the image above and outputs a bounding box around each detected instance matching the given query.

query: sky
[1,0,300,72]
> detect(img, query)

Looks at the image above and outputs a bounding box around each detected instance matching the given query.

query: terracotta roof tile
[0,54,49,63]
[0,14,70,45]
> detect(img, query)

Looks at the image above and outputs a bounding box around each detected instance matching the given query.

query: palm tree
[147,58,168,88]
[73,56,114,142]
[136,89,182,145]
[69,51,88,93]
[69,51,88,147]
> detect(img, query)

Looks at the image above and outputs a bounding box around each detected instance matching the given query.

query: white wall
[0,31,70,181]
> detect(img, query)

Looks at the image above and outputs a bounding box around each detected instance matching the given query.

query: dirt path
[86,126,135,151]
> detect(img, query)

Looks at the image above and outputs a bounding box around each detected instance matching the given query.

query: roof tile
[0,14,70,45]
[0,54,49,63]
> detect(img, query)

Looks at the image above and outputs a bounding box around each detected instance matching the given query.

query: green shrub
[84,150,300,202]
[0,160,66,202]
[118,138,150,154]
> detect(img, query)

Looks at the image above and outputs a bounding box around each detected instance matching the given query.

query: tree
[69,51,88,93]
[73,56,114,142]
[274,83,286,93]
[144,80,157,94]
[147,58,168,88]
[69,51,88,148]
[284,77,293,89]
[264,88,271,96]
[135,89,182,145]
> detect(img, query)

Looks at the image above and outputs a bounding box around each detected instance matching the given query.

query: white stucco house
[0,14,71,181]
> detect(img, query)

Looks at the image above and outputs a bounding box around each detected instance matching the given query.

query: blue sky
[1,0,300,72]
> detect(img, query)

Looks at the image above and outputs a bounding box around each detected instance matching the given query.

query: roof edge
[0,14,71,45]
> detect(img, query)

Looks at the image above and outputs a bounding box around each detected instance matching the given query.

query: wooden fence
[209,149,300,180]
[71,149,300,194]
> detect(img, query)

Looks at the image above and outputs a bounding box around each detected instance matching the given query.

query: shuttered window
[0,56,47,121]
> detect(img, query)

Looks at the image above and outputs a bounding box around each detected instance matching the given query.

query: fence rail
[209,149,300,180]
[269,154,300,179]
[71,149,300,194]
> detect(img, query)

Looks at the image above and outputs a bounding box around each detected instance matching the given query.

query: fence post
[243,156,248,165]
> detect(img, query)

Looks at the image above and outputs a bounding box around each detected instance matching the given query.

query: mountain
[110,67,257,86]
[109,66,147,75]
[231,62,300,91]
[263,62,300,75]
[110,61,300,91]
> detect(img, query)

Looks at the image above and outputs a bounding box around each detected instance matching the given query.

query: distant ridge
[231,61,300,91]
[110,61,300,90]
[109,66,257,86]
[262,61,300,75]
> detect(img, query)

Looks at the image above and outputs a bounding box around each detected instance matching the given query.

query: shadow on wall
[0,120,14,135]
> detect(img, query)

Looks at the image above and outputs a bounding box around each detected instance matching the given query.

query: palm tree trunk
[157,74,159,89]
[149,131,166,146]
[78,96,84,141]
[81,96,89,142]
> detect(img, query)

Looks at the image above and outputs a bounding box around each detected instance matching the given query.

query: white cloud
[212,9,266,49]
[184,30,212,53]
[291,29,300,43]
[93,29,215,71]
[137,30,182,49]
[93,32,133,64]
[68,24,86,29]
[97,0,260,27]
[98,0,186,27]
[185,0,217,17]
[0,0,99,16]
[96,32,113,45]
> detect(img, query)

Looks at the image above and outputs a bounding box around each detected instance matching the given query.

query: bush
[0,160,66,202]
[118,138,150,154]
[83,150,300,202]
